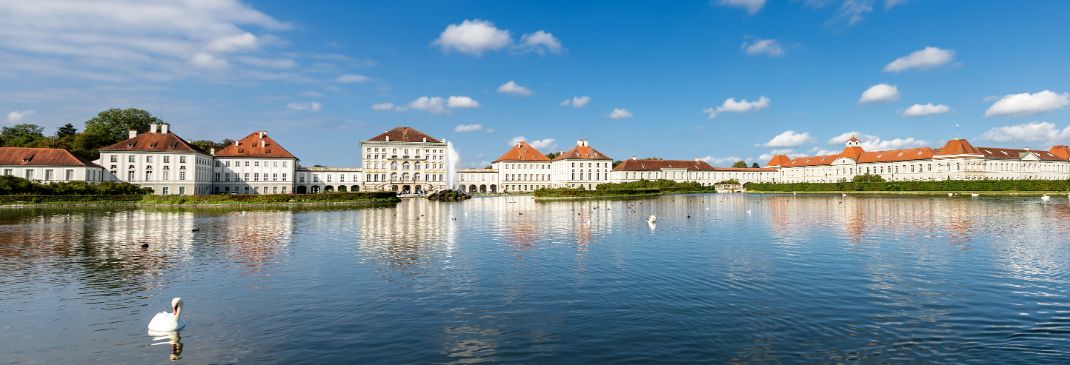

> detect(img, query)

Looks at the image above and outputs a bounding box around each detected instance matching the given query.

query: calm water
[2,194,1070,364]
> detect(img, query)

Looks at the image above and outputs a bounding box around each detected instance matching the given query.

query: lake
[2,194,1069,364]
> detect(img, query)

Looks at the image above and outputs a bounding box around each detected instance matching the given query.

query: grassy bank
[1,192,400,207]
[534,179,716,200]
[748,180,1070,194]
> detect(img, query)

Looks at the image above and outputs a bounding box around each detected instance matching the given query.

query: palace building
[359,126,447,194]
[492,140,551,193]
[0,147,104,183]
[551,139,613,190]
[98,123,214,195]
[212,131,298,195]
[610,158,778,185]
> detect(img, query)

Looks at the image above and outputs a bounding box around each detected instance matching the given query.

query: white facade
[296,167,364,193]
[457,169,499,193]
[0,147,104,183]
[213,157,296,194]
[98,124,213,195]
[551,139,613,190]
[610,158,779,186]
[359,127,447,194]
[494,160,551,192]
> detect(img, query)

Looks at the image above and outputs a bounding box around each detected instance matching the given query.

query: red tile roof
[613,159,715,171]
[215,131,297,159]
[712,167,778,172]
[857,147,935,163]
[553,141,612,161]
[367,126,441,143]
[766,154,792,167]
[1051,145,1070,160]
[99,130,206,154]
[974,147,1065,161]
[494,141,550,162]
[780,154,841,167]
[935,139,980,156]
[840,146,865,161]
[0,147,99,167]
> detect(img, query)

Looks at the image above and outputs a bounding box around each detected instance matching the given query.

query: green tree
[83,108,161,145]
[731,160,748,168]
[0,123,46,147]
[545,152,560,159]
[71,130,112,160]
[190,139,234,154]
[57,123,78,138]
[751,162,760,168]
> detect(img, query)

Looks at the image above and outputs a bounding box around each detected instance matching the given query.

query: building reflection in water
[217,209,294,274]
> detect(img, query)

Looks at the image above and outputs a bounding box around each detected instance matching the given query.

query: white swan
[647,215,657,224]
[1041,195,1051,202]
[948,193,954,197]
[970,193,979,197]
[148,297,186,332]
[841,193,847,197]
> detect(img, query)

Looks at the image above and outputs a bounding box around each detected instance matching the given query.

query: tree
[190,139,235,154]
[852,173,886,183]
[0,123,46,147]
[751,162,760,168]
[57,123,78,138]
[83,108,162,145]
[612,160,624,168]
[731,160,748,168]
[545,152,560,159]
[71,130,112,160]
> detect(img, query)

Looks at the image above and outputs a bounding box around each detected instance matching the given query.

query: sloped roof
[857,147,935,163]
[840,146,865,161]
[974,147,1065,161]
[781,154,841,167]
[613,159,715,172]
[766,154,792,167]
[0,147,99,167]
[936,139,980,156]
[367,126,441,143]
[553,142,612,161]
[99,130,206,154]
[712,167,778,172]
[494,141,550,162]
[1050,145,1070,160]
[215,131,297,159]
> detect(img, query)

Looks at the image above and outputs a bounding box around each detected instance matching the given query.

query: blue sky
[2,0,1069,167]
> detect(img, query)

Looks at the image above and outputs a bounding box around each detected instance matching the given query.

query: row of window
[215,172,288,182]
[214,185,288,194]
[215,160,289,168]
[364,161,445,170]
[3,168,98,181]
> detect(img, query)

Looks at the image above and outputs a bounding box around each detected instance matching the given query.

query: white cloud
[764,130,813,147]
[6,110,34,124]
[371,102,398,111]
[608,108,633,119]
[407,96,447,114]
[984,90,1069,117]
[696,155,745,165]
[497,80,533,96]
[336,74,370,83]
[704,96,771,119]
[0,0,298,81]
[286,101,321,112]
[432,19,511,56]
[858,83,899,104]
[902,103,950,117]
[454,124,484,132]
[509,136,556,150]
[883,46,954,72]
[717,0,766,14]
[561,96,591,108]
[518,31,563,55]
[742,39,784,57]
[447,96,480,108]
[758,148,799,161]
[981,122,1070,144]
[827,131,927,150]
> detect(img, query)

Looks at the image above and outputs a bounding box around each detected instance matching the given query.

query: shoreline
[748,190,1069,197]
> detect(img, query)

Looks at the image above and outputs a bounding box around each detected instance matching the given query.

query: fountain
[428,140,471,201]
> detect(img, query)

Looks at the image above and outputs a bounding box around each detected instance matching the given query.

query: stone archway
[469,184,477,193]
[490,184,497,193]
[296,185,307,194]
[337,185,347,192]
[457,185,466,193]
[414,185,422,194]
[351,185,359,192]
[479,184,487,193]
[402,185,411,194]
[391,185,399,192]
[311,185,320,194]
[324,185,334,192]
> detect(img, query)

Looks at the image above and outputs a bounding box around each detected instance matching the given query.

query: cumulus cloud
[764,130,813,147]
[608,108,633,119]
[407,97,447,114]
[433,19,562,56]
[902,103,950,117]
[447,96,480,108]
[981,122,1070,144]
[286,101,321,112]
[0,0,302,81]
[518,31,563,55]
[561,96,591,108]
[704,96,771,119]
[742,39,784,57]
[432,19,511,56]
[696,155,745,165]
[454,124,484,132]
[827,131,927,150]
[336,74,370,83]
[858,83,899,104]
[497,80,533,96]
[758,148,800,161]
[509,136,556,150]
[371,102,399,111]
[984,90,1069,117]
[6,110,34,124]
[883,46,954,72]
[717,0,766,14]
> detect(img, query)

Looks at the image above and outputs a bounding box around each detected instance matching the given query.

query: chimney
[260,140,265,148]
[149,123,158,133]
[422,137,427,142]
[128,129,137,139]
[160,124,169,134]
[210,147,215,156]
[386,136,390,142]
[234,140,239,146]
[259,131,265,138]
[631,156,637,160]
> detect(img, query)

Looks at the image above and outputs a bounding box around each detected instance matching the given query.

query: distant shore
[0,192,400,208]
[749,190,1068,197]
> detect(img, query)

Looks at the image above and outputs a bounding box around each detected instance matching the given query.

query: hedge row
[0,195,143,204]
[140,192,399,205]
[0,175,152,195]
[747,179,1070,192]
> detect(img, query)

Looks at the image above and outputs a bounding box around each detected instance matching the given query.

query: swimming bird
[841,193,847,197]
[970,193,979,197]
[746,209,752,214]
[148,298,186,333]
[191,228,199,232]
[1041,194,1051,202]
[141,243,149,249]
[948,193,954,197]
[647,215,657,224]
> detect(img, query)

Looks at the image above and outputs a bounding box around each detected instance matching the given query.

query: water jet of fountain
[446,141,459,190]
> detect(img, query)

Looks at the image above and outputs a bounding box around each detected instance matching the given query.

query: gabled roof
[553,140,612,161]
[857,147,935,163]
[974,147,1065,161]
[215,131,297,159]
[781,154,841,167]
[936,139,980,156]
[99,130,206,154]
[1051,145,1070,160]
[613,159,715,172]
[840,146,865,161]
[494,141,550,162]
[766,154,792,167]
[367,126,441,143]
[0,147,99,167]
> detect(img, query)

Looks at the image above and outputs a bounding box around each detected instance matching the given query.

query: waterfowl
[1041,195,1051,202]
[148,298,186,332]
[647,215,657,224]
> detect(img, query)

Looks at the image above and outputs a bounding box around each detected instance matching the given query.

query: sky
[2,0,1069,167]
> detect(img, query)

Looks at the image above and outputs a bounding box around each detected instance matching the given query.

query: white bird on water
[948,193,954,197]
[1041,194,1051,203]
[970,193,979,197]
[148,297,186,333]
[647,215,657,224]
